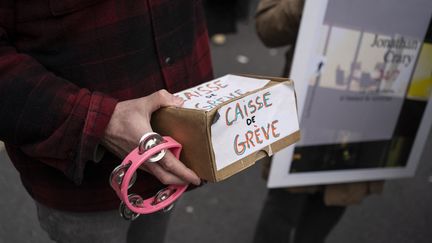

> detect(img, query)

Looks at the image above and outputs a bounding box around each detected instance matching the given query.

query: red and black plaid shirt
[0,0,213,211]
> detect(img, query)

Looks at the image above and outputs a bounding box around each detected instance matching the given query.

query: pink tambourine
[109,132,188,220]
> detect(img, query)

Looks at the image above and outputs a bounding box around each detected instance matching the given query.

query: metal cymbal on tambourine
[138,132,166,162]
[119,194,142,221]
[109,162,137,189]
[110,132,188,220]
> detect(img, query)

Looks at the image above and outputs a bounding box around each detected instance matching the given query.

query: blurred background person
[203,0,252,45]
[253,1,384,242]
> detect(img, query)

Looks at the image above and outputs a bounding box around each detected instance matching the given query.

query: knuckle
[157,89,169,97]
[161,160,174,171]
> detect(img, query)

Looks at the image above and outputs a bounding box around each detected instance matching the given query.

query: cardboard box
[151,74,300,182]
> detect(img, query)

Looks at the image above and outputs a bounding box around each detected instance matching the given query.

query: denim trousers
[36,202,172,243]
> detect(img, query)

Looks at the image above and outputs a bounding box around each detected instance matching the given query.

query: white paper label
[211,83,299,170]
[175,74,270,111]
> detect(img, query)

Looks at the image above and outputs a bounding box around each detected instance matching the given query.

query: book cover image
[289,0,432,173]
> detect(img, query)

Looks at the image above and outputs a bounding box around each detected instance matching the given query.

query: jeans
[253,189,346,243]
[36,202,172,243]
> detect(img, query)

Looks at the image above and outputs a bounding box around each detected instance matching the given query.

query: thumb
[147,89,184,113]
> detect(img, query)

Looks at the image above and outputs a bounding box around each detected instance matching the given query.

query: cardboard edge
[151,107,217,182]
[204,110,218,182]
[236,73,294,84]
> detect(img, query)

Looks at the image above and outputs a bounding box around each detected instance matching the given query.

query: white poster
[268,0,432,188]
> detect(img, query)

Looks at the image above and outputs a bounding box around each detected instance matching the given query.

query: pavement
[1,3,432,243]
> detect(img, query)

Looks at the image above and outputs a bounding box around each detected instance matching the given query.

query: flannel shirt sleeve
[0,2,118,184]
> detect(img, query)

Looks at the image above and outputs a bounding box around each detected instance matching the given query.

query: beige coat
[256,0,384,206]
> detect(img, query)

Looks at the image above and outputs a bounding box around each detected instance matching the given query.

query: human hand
[102,90,200,186]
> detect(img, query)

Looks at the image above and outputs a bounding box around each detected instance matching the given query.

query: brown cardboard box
[151,74,300,182]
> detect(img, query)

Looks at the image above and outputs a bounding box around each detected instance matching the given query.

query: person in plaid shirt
[0,0,213,242]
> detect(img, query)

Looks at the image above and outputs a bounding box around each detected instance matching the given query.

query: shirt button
[164,57,174,65]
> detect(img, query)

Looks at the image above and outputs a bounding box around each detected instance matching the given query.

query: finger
[147,89,184,113]
[158,151,201,186]
[142,163,187,185]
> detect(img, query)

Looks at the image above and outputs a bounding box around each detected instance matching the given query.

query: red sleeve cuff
[85,92,118,154]
[70,92,117,184]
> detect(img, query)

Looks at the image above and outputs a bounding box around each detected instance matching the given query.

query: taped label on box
[211,83,299,170]
[177,74,270,110]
